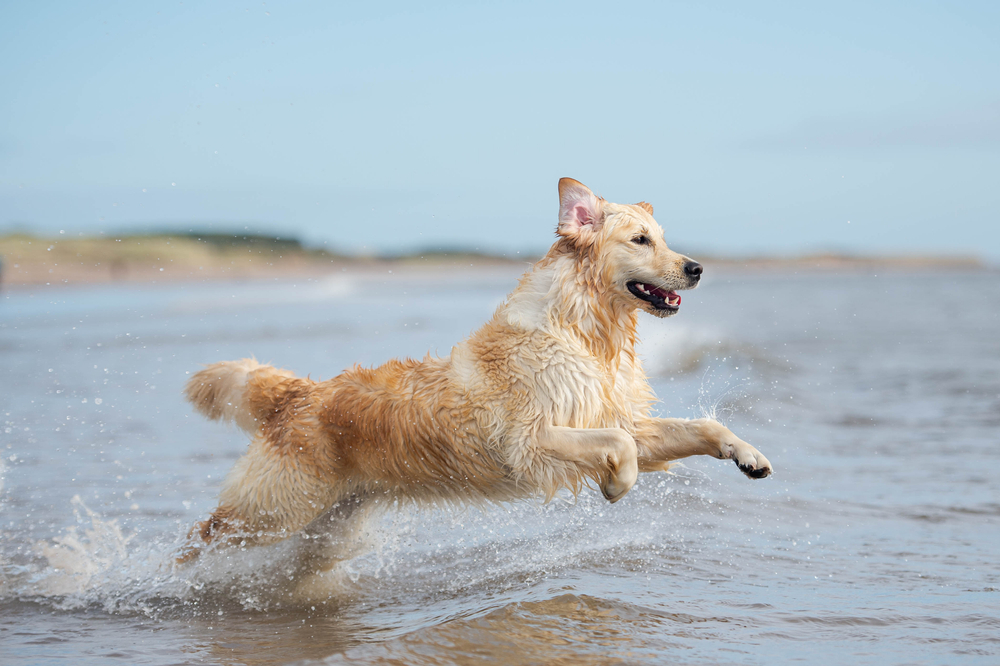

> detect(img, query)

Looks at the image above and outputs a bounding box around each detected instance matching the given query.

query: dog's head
[556,178,702,318]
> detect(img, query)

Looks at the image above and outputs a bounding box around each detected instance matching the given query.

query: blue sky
[2,1,998,259]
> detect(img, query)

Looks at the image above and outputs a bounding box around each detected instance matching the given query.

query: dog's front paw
[600,438,639,503]
[722,440,772,479]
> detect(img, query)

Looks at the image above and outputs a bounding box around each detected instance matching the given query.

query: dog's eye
[631,235,650,246]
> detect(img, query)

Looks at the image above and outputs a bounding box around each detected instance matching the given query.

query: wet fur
[179,179,772,567]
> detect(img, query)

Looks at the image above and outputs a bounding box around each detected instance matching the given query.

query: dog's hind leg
[284,494,386,601]
[634,417,772,479]
[177,436,339,563]
[294,493,385,575]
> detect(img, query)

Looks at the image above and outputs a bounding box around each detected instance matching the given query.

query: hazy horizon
[2,2,998,259]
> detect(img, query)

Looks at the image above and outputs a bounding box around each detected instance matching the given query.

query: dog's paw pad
[735,458,772,479]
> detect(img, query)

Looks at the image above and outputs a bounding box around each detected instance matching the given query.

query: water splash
[13,495,413,615]
[637,321,756,376]
[694,362,753,423]
[34,495,134,597]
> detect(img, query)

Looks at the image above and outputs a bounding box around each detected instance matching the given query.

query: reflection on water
[1,267,999,665]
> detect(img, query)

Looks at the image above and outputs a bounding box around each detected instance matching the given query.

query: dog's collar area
[627,281,680,310]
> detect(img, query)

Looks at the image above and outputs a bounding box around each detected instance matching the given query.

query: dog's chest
[531,341,633,429]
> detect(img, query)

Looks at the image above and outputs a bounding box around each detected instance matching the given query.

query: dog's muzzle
[627,281,681,311]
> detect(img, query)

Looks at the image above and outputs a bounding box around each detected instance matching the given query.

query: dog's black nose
[684,261,703,278]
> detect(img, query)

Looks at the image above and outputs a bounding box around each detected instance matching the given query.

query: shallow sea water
[1,266,998,665]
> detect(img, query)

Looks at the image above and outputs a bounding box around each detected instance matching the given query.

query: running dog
[179,178,772,566]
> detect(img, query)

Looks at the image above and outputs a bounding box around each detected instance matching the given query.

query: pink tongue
[648,285,680,304]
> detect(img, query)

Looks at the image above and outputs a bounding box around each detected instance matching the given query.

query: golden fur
[179,178,772,566]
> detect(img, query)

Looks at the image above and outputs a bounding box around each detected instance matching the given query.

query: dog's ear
[634,201,653,215]
[557,178,605,245]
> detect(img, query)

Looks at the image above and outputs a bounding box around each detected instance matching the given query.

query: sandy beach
[0,233,526,288]
[0,233,990,289]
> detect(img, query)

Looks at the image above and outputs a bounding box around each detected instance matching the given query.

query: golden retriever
[179,178,772,567]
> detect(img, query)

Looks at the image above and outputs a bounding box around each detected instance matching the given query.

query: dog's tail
[184,358,297,435]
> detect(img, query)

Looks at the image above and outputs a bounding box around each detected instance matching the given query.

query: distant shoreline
[0,232,990,289]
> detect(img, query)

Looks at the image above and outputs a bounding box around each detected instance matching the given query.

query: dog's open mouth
[627,281,681,310]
